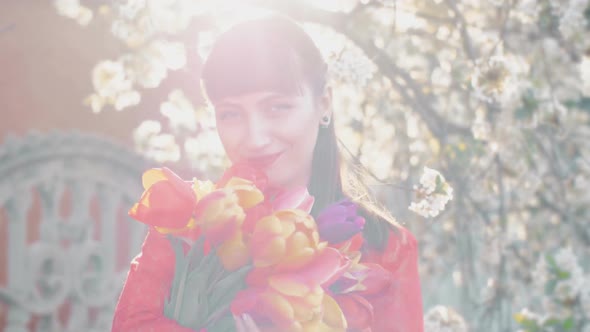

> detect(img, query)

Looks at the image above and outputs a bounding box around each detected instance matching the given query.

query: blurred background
[1,0,590,331]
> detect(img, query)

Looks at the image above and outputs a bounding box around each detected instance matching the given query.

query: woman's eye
[217,110,241,121]
[268,104,292,114]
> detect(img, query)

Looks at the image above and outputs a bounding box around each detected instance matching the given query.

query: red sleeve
[366,227,424,332]
[112,227,195,332]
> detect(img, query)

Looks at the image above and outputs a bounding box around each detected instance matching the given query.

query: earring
[320,115,331,128]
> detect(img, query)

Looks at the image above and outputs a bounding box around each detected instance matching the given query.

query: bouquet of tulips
[128,166,392,332]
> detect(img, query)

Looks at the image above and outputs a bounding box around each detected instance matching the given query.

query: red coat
[112,226,423,332]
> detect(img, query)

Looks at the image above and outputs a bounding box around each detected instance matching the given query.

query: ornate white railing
[0,131,149,332]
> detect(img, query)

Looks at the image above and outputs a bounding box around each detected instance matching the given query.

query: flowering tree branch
[253,0,472,140]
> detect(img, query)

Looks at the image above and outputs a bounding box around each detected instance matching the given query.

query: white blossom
[471,54,528,108]
[409,167,453,218]
[145,40,187,71]
[160,90,198,133]
[133,120,161,146]
[92,60,132,99]
[54,0,93,26]
[114,90,141,111]
[116,0,147,20]
[329,47,376,87]
[423,305,468,332]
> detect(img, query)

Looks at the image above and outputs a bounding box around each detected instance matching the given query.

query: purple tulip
[316,199,366,244]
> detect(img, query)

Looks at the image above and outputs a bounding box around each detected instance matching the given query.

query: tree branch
[252,0,472,140]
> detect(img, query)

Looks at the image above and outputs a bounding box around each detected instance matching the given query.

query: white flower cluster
[111,0,199,47]
[423,305,468,332]
[471,54,529,108]
[552,248,585,302]
[550,0,590,40]
[134,89,224,171]
[409,167,454,218]
[133,120,181,163]
[53,0,93,26]
[329,47,376,87]
[514,0,543,23]
[84,60,139,113]
[519,247,590,329]
[84,40,186,112]
[160,90,198,133]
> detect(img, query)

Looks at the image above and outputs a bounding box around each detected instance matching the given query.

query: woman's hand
[234,314,261,332]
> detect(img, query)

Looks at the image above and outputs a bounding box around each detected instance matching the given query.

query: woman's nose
[243,116,271,151]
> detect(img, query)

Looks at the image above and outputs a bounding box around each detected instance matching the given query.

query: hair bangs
[202,35,308,103]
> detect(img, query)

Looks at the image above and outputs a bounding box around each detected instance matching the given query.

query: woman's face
[213,84,331,190]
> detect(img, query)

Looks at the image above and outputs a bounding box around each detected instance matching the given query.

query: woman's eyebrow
[257,92,297,105]
[214,101,242,109]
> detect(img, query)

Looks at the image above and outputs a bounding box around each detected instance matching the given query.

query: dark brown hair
[201,15,399,250]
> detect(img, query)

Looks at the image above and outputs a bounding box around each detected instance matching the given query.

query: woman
[112,15,423,332]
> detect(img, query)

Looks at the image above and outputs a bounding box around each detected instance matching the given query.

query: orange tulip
[217,230,250,271]
[128,168,196,231]
[233,248,350,331]
[194,177,264,246]
[249,210,322,270]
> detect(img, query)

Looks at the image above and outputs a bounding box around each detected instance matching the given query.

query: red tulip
[333,293,374,330]
[128,168,196,230]
[330,263,392,296]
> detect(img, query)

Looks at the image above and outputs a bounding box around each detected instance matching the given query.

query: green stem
[173,264,188,321]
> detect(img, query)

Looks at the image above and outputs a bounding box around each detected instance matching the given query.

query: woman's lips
[244,152,283,169]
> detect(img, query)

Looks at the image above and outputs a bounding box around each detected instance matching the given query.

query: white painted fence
[0,132,148,332]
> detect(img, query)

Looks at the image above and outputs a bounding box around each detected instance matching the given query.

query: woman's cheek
[217,126,240,161]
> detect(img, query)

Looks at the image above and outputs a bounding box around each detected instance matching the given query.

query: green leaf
[555,270,571,280]
[545,253,558,270]
[542,318,562,327]
[187,237,207,271]
[193,249,218,280]
[562,317,575,330]
[179,271,210,329]
[545,279,558,295]
[208,264,251,312]
[164,236,190,318]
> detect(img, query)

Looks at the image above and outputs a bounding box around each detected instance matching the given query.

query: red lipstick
[245,152,283,169]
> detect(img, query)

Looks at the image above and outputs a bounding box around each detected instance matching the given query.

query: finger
[234,315,246,332]
[242,314,261,332]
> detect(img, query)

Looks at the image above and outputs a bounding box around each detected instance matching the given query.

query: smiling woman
[112,14,424,332]
[212,88,325,192]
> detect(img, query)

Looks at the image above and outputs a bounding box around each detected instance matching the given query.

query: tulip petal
[271,248,350,291]
[252,237,286,267]
[141,168,167,190]
[162,167,197,200]
[321,294,347,329]
[218,232,250,271]
[268,275,310,296]
[260,291,296,326]
[273,187,315,213]
[333,294,373,330]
